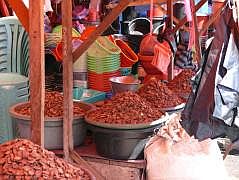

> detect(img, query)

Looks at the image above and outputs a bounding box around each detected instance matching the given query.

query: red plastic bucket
[114,39,138,67]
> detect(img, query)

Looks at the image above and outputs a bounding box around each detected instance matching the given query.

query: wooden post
[29,0,45,146]
[191,0,202,65]
[7,0,29,32]
[167,0,174,81]
[62,0,73,160]
[173,0,207,34]
[72,0,130,62]
[0,0,10,16]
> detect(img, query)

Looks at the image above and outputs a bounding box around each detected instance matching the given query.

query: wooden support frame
[7,0,29,32]
[72,0,131,62]
[10,0,226,174]
[173,0,207,34]
[61,0,74,160]
[199,0,227,36]
[157,5,190,31]
[29,0,45,146]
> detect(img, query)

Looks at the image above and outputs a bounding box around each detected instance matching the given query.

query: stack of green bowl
[87,36,121,91]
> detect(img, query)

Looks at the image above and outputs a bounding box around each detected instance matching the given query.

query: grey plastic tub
[9,101,94,150]
[87,123,165,160]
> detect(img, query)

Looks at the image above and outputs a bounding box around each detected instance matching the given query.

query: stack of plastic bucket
[0,73,29,144]
[87,36,121,92]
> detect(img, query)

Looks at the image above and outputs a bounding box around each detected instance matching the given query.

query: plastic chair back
[0,16,29,76]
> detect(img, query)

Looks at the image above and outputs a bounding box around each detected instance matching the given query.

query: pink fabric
[184,0,192,21]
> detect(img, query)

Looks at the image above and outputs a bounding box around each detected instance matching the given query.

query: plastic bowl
[109,75,140,95]
[114,39,138,67]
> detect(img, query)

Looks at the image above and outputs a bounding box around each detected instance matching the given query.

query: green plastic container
[0,73,29,144]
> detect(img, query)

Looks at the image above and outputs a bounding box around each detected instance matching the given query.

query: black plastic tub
[87,123,164,160]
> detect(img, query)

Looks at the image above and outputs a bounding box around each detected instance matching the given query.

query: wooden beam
[167,0,174,81]
[167,0,173,29]
[0,0,10,16]
[72,0,130,62]
[62,0,73,160]
[29,0,45,146]
[199,1,227,36]
[6,0,29,32]
[70,151,106,180]
[157,5,190,31]
[173,0,207,34]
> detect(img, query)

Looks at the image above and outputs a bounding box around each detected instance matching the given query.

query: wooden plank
[173,0,207,34]
[167,0,174,81]
[72,0,130,62]
[7,0,29,32]
[61,0,73,160]
[199,1,227,36]
[87,161,142,180]
[29,0,45,146]
[71,150,106,180]
[53,143,146,169]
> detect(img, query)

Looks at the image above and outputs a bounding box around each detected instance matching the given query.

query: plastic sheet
[144,116,229,180]
[213,33,239,126]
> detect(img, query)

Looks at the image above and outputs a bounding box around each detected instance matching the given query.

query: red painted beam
[6,0,29,32]
[0,0,10,16]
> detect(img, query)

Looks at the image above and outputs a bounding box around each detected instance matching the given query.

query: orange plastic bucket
[55,37,82,62]
[114,39,138,67]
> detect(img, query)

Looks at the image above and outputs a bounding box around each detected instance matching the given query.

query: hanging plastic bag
[151,41,172,75]
[138,0,173,77]
[139,33,172,76]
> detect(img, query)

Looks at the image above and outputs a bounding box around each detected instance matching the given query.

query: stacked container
[87,36,121,92]
[0,73,29,143]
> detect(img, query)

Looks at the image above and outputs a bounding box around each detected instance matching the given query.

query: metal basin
[109,75,140,95]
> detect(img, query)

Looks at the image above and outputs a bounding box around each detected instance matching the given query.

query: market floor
[224,154,239,179]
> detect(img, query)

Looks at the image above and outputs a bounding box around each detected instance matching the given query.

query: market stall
[0,0,235,179]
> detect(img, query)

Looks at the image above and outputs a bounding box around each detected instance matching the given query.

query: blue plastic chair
[0,16,29,76]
